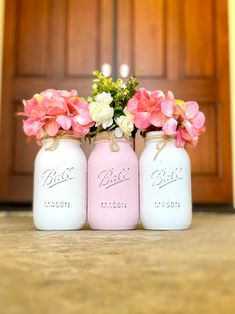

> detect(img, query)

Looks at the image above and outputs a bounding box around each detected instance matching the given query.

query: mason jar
[88,132,139,230]
[139,131,192,230]
[33,132,87,230]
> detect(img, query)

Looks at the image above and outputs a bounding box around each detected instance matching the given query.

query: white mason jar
[33,132,87,230]
[139,131,192,230]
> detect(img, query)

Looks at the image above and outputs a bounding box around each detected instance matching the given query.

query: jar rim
[145,131,165,138]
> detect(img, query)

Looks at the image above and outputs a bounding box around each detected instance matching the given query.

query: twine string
[109,132,120,152]
[94,132,121,152]
[145,135,171,161]
[43,132,78,151]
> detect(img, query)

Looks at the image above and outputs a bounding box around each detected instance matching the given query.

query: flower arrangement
[87,71,139,139]
[127,88,206,147]
[19,74,205,149]
[20,89,94,143]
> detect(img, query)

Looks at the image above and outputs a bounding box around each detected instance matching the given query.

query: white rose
[95,92,113,106]
[115,115,134,137]
[89,101,114,129]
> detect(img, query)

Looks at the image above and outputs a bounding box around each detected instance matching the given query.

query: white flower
[95,91,113,106]
[89,92,114,129]
[115,115,134,137]
[114,127,123,138]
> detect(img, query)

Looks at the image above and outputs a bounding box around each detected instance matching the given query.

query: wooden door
[118,0,232,203]
[0,0,113,202]
[0,0,232,204]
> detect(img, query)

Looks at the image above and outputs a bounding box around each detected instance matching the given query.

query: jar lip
[145,131,165,137]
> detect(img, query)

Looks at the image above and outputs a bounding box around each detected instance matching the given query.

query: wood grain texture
[100,0,113,70]
[184,0,216,78]
[133,0,166,77]
[117,0,132,74]
[66,0,99,76]
[15,0,49,77]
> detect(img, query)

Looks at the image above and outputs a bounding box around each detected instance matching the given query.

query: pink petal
[151,90,165,100]
[180,128,198,147]
[167,91,175,100]
[185,101,199,119]
[181,128,194,141]
[23,98,39,116]
[150,110,166,127]
[134,112,151,129]
[191,111,205,129]
[57,90,78,98]
[72,121,90,137]
[161,99,174,117]
[183,120,197,139]
[151,90,165,105]
[162,118,178,135]
[40,89,58,98]
[137,88,150,101]
[176,130,186,147]
[45,120,60,137]
[138,98,155,111]
[23,119,43,136]
[56,115,72,130]
[74,111,94,127]
[197,125,206,135]
[127,96,139,113]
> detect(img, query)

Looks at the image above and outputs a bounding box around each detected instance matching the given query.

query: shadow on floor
[0,203,234,213]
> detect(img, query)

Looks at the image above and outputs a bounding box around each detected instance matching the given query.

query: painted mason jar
[33,132,87,230]
[139,131,192,230]
[88,132,139,230]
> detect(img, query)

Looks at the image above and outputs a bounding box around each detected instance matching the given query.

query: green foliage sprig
[87,71,139,138]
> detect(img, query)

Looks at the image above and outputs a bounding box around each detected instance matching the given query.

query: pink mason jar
[88,132,139,230]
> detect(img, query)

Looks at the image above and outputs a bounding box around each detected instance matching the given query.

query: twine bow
[153,138,168,160]
[94,131,121,152]
[109,132,120,152]
[145,134,171,160]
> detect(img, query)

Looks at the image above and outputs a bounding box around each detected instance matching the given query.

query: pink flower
[68,97,94,127]
[20,89,94,142]
[150,99,178,135]
[44,119,60,137]
[127,88,205,147]
[128,88,178,135]
[127,88,165,129]
[176,101,206,147]
[56,115,72,130]
[23,119,44,137]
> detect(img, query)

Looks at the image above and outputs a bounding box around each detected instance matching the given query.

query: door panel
[0,0,232,203]
[0,0,113,202]
[67,0,99,75]
[134,0,165,77]
[118,0,232,203]
[184,0,215,77]
[16,0,50,76]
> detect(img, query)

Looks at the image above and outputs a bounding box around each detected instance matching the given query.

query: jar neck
[94,131,132,152]
[42,131,81,151]
[144,131,175,143]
